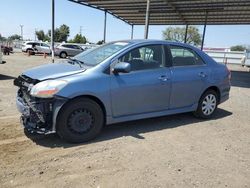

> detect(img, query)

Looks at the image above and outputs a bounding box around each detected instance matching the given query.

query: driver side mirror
[112,62,131,74]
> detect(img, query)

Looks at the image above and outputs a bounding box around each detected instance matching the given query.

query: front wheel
[57,98,104,143]
[193,90,218,119]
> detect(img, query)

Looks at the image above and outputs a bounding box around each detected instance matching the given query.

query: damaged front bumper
[14,75,67,134]
[16,92,67,134]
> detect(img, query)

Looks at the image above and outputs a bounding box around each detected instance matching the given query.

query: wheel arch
[26,48,34,52]
[56,94,107,125]
[60,51,67,57]
[202,86,221,103]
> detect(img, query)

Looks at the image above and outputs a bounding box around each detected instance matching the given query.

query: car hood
[23,60,86,81]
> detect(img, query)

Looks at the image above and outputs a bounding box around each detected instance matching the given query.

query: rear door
[33,42,41,52]
[72,45,83,56]
[40,43,51,53]
[63,45,75,56]
[110,44,171,117]
[168,45,209,109]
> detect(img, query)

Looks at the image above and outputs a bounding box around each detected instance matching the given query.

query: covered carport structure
[50,0,250,60]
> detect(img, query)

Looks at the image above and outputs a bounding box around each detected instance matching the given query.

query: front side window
[118,45,164,71]
[169,45,204,66]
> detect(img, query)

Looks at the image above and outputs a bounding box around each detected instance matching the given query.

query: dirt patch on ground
[0,53,250,188]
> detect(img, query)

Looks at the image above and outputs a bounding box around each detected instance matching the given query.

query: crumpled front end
[14,75,66,134]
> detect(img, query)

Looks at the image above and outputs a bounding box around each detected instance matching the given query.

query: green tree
[35,24,70,42]
[35,30,46,41]
[162,26,201,46]
[230,45,246,51]
[54,24,70,42]
[8,34,21,40]
[68,34,87,43]
[0,34,6,41]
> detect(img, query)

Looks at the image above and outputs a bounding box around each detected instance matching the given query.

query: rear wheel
[60,52,67,58]
[57,98,104,143]
[193,90,218,119]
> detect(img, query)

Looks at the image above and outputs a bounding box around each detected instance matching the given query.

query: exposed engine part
[22,91,45,123]
[14,75,53,133]
[14,75,67,134]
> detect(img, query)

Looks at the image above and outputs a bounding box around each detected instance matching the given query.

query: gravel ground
[0,53,250,188]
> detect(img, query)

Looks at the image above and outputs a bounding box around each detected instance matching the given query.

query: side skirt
[106,104,198,125]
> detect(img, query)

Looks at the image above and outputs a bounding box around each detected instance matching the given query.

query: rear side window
[73,45,82,50]
[62,44,73,48]
[41,43,49,47]
[169,45,204,66]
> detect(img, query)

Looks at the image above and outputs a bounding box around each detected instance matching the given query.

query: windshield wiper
[68,57,85,68]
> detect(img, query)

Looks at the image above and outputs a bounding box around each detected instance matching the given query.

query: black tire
[193,90,219,119]
[26,48,33,53]
[26,49,35,55]
[59,51,67,58]
[56,98,104,143]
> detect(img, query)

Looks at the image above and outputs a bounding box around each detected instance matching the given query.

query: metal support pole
[184,24,188,43]
[131,24,134,39]
[144,0,150,39]
[34,28,37,41]
[103,11,107,43]
[80,26,83,35]
[51,0,55,63]
[201,11,208,51]
[20,25,24,41]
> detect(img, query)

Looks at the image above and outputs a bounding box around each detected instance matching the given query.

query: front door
[110,44,171,117]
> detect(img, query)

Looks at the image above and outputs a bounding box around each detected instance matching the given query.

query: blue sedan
[14,40,231,142]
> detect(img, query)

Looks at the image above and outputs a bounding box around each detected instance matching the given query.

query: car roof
[60,43,80,46]
[25,41,47,44]
[110,39,199,51]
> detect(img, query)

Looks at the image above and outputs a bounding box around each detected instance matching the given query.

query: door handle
[158,75,170,82]
[198,72,207,78]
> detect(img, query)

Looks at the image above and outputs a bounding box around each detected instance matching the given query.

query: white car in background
[54,43,84,58]
[243,49,250,67]
[22,41,51,54]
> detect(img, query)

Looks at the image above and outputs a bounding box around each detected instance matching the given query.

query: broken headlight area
[14,75,57,134]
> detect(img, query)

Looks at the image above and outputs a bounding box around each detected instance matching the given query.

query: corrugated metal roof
[69,0,250,25]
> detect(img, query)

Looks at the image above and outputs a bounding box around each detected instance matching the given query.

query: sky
[0,0,250,48]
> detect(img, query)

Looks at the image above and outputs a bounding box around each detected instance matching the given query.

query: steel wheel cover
[202,94,217,116]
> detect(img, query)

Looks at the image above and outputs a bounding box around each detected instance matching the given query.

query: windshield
[73,42,129,66]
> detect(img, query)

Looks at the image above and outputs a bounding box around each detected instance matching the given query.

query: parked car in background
[55,43,84,58]
[241,49,250,68]
[14,40,231,143]
[1,45,12,55]
[22,41,51,54]
[0,50,6,64]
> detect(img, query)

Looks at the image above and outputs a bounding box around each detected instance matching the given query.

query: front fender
[55,73,112,118]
